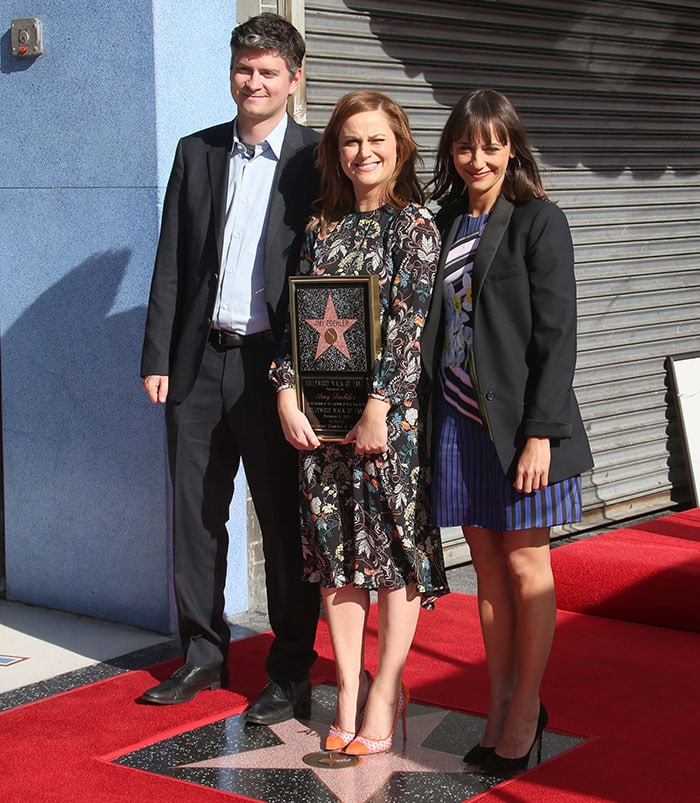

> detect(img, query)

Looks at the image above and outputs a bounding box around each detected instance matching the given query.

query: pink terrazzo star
[181,710,466,803]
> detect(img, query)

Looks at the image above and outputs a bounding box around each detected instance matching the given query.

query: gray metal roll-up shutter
[303,0,700,559]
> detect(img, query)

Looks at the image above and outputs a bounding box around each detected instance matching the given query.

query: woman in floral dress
[270,90,448,755]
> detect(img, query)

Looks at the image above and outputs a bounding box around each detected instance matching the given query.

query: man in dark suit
[140,13,320,723]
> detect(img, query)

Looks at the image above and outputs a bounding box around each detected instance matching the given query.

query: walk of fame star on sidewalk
[184,709,467,803]
[112,685,582,802]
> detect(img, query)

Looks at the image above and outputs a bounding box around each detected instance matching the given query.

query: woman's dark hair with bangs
[313,90,424,234]
[428,89,547,206]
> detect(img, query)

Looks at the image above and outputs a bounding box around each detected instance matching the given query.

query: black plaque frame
[289,275,381,441]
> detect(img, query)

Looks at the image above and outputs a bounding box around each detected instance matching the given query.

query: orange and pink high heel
[324,724,356,751]
[343,684,409,756]
[324,670,373,751]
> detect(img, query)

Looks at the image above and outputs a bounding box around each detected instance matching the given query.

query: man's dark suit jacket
[423,194,593,483]
[141,115,321,403]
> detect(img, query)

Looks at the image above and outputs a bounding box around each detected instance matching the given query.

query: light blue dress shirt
[212,115,288,334]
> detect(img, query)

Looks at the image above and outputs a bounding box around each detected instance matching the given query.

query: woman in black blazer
[426,90,593,776]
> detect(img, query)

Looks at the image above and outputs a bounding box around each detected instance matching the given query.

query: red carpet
[3,508,700,802]
[552,508,700,632]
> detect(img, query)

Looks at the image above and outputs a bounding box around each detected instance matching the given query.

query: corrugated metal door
[303,0,700,558]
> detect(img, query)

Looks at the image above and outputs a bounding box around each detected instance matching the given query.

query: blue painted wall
[0,1,247,632]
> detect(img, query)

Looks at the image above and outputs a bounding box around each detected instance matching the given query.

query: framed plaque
[289,275,381,441]
[667,351,700,506]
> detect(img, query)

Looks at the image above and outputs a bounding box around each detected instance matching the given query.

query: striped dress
[432,213,582,531]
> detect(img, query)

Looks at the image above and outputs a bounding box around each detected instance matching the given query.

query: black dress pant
[165,339,319,679]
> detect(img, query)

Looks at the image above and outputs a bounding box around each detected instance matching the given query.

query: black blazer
[141,115,321,403]
[423,194,593,483]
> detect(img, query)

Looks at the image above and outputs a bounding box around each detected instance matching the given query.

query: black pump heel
[534,704,547,764]
[480,703,548,777]
[463,742,496,766]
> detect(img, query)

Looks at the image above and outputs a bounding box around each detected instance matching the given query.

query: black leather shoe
[245,677,312,725]
[141,663,229,705]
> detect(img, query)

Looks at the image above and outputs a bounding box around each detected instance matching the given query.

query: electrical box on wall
[11,17,43,58]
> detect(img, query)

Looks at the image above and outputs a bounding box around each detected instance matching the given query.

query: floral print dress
[270,202,449,607]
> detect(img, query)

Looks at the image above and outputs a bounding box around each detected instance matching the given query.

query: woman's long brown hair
[428,89,548,207]
[313,90,424,233]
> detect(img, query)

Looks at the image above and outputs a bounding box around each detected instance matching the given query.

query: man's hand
[143,375,169,404]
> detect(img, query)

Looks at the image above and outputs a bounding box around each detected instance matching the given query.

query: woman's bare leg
[358,584,421,739]
[321,585,371,732]
[496,526,555,758]
[464,526,516,747]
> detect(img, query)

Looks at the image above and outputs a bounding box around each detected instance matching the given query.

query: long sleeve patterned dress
[270,202,449,607]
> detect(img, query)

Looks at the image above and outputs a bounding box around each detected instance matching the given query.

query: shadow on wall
[344,0,699,179]
[2,250,171,631]
[0,28,34,75]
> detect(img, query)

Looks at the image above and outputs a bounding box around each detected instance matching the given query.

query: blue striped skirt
[432,396,582,531]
